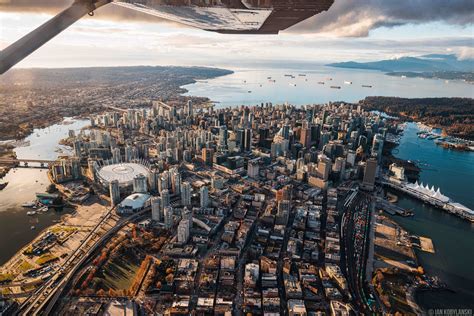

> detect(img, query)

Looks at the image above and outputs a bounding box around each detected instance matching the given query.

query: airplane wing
[0,0,334,74]
[113,0,334,34]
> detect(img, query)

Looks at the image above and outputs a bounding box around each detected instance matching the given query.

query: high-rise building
[277,200,291,225]
[164,206,173,229]
[258,127,269,147]
[247,160,259,178]
[171,169,181,194]
[244,128,252,152]
[371,133,384,163]
[177,218,191,244]
[111,147,121,164]
[133,173,148,193]
[300,127,311,148]
[161,189,170,210]
[219,125,228,148]
[109,180,121,207]
[125,145,133,162]
[187,100,193,117]
[181,182,192,206]
[362,158,377,191]
[200,186,209,208]
[202,148,213,165]
[316,157,331,181]
[151,197,162,222]
[148,169,159,193]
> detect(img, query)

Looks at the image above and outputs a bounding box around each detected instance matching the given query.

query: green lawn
[35,253,58,266]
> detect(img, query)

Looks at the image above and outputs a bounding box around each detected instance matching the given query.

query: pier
[382,178,474,222]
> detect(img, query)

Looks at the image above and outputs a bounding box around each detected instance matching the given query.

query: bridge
[0,158,55,169]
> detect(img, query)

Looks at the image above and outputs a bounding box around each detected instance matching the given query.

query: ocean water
[394,123,474,310]
[0,118,89,265]
[183,66,474,107]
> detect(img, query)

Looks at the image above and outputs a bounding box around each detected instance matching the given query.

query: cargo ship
[330,86,341,89]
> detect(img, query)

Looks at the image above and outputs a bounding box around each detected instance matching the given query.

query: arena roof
[119,193,151,211]
[97,162,150,186]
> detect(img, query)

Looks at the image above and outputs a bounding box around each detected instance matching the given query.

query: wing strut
[0,0,110,74]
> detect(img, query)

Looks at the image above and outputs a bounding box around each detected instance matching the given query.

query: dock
[419,237,435,253]
[376,198,413,217]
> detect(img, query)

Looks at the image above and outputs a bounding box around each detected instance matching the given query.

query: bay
[0,118,89,265]
[183,66,474,107]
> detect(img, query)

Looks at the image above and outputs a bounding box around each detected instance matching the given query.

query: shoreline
[381,120,471,312]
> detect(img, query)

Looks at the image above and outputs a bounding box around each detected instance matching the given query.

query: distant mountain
[328,54,474,72]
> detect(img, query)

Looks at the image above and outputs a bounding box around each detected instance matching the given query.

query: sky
[0,0,473,69]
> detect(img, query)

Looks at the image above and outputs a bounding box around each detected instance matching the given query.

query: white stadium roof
[119,193,151,211]
[97,162,150,186]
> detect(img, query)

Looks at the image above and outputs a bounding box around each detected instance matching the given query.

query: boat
[269,79,276,83]
[31,226,36,230]
[38,206,49,213]
[317,81,325,85]
[344,81,353,85]
[326,77,333,80]
[267,77,272,79]
[298,74,306,77]
[330,86,341,89]
[362,85,372,88]
[27,211,36,216]
[247,91,252,93]
[22,201,36,208]
[289,83,296,87]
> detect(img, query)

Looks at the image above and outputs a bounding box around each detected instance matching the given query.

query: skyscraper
[161,189,170,210]
[200,186,209,208]
[316,157,331,181]
[181,182,192,207]
[109,180,121,207]
[187,100,193,117]
[247,160,259,179]
[362,158,377,191]
[164,206,173,229]
[219,125,228,148]
[151,197,162,222]
[244,128,252,152]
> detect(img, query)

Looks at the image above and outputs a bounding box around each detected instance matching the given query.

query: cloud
[457,46,474,60]
[291,0,474,36]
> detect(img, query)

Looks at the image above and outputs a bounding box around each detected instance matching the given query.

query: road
[19,206,150,315]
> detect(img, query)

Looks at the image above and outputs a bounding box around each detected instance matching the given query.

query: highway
[19,206,150,315]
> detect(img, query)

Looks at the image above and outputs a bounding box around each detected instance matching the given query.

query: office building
[200,186,209,208]
[362,158,377,191]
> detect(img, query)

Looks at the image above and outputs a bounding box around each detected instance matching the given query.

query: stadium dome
[97,162,150,188]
